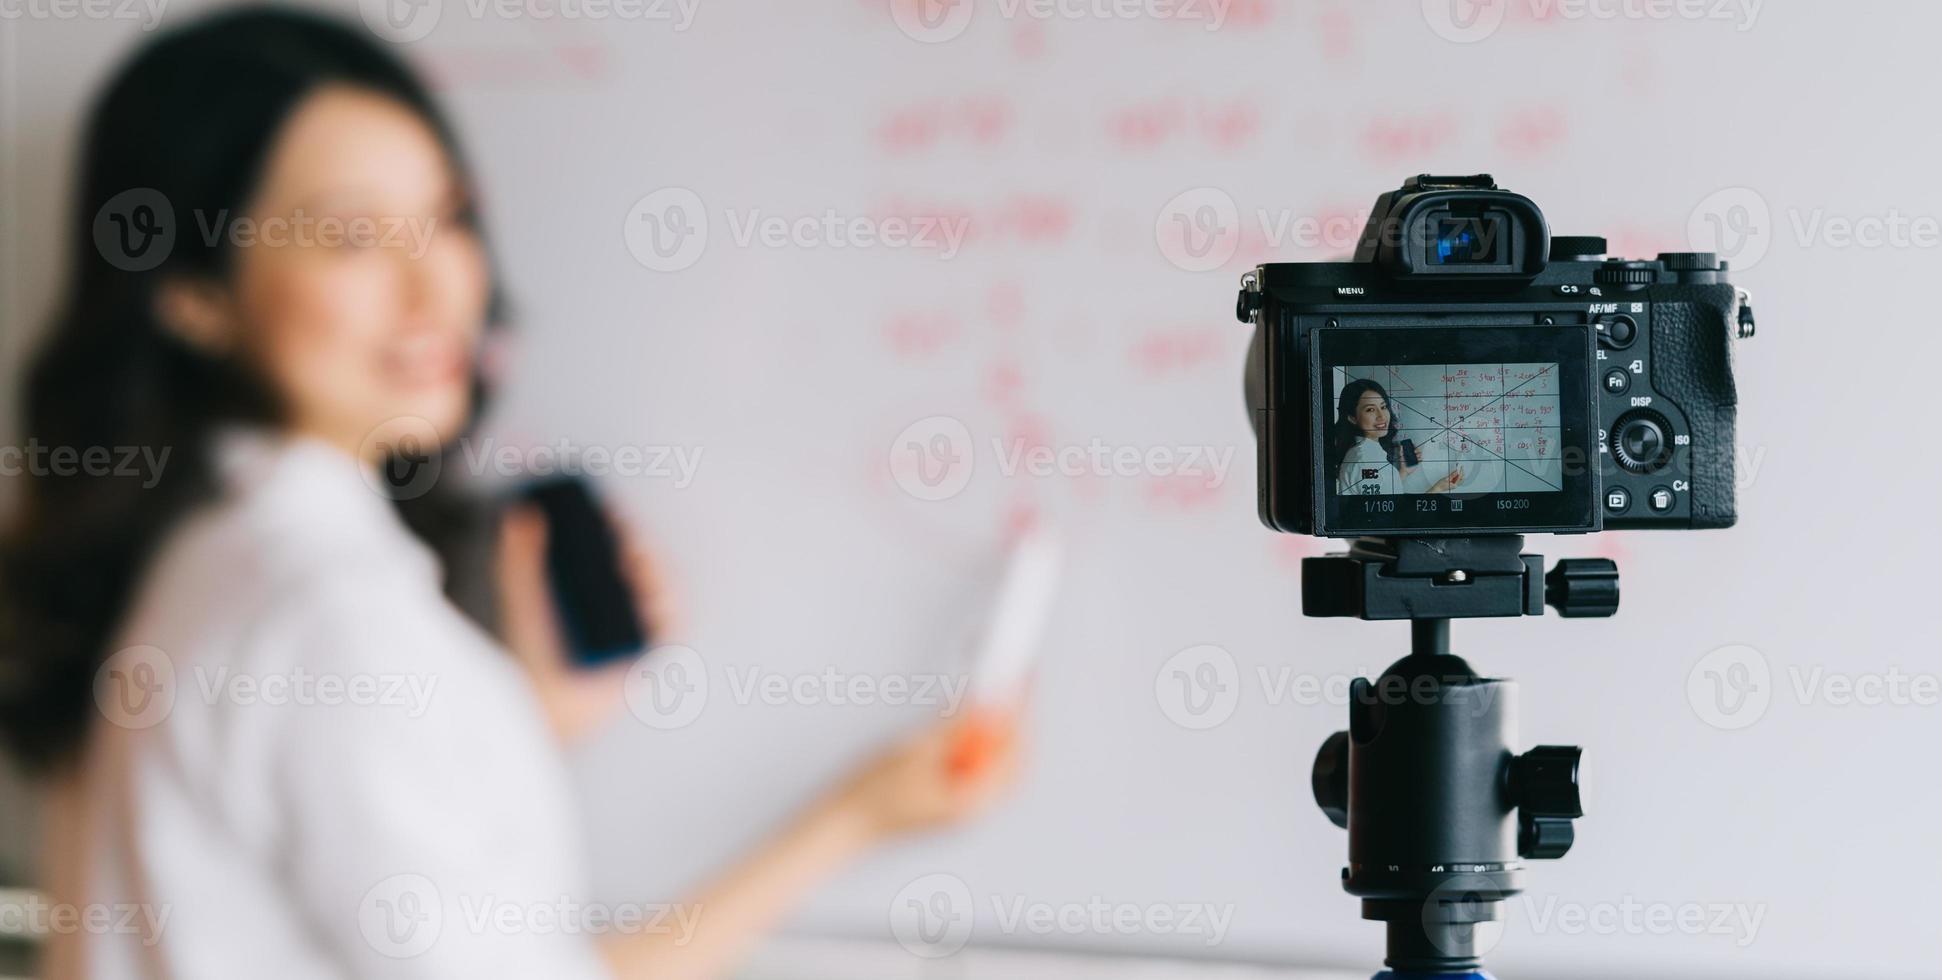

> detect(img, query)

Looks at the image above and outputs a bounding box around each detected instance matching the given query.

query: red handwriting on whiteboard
[1144,473,1225,512]
[987,282,1026,329]
[988,195,1075,245]
[1005,412,1052,458]
[1225,0,1275,29]
[1110,99,1261,152]
[1109,99,1186,150]
[878,97,1015,153]
[1130,326,1226,378]
[883,311,963,359]
[1497,106,1567,158]
[1013,20,1047,60]
[869,196,1074,251]
[1317,8,1356,62]
[985,357,1027,407]
[1361,114,1459,161]
[1201,100,1262,152]
[421,41,616,88]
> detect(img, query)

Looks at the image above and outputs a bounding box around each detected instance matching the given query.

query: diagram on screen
[1335,362,1563,494]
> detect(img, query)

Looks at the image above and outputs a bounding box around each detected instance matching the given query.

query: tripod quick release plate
[1302,536,1617,620]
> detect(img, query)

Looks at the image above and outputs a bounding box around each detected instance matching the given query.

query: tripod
[1304,536,1617,979]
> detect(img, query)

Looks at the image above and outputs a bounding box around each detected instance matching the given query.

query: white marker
[967,526,1065,707]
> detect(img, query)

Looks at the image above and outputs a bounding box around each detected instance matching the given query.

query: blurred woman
[0,9,1016,978]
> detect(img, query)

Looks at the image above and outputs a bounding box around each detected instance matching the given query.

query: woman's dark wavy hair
[1324,379,1400,481]
[0,7,505,773]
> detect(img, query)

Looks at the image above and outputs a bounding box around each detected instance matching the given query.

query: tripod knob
[1513,746,1583,859]
[1544,559,1619,618]
[1312,731,1350,829]
[1520,816,1577,860]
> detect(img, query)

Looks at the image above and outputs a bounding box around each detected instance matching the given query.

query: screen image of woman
[1326,379,1465,496]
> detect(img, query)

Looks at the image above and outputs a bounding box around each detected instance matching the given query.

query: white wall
[4,2,1939,977]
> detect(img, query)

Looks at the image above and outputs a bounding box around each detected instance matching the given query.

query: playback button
[1605,487,1631,514]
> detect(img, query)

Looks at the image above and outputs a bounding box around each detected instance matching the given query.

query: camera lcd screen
[1312,326,1597,535]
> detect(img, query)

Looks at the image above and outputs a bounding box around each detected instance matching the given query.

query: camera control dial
[1610,409,1675,474]
[1594,261,1656,288]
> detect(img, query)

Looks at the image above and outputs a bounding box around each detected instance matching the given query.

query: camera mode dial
[1549,236,1608,262]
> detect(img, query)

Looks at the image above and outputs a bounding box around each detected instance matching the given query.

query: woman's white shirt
[42,431,611,980]
[1336,436,1420,496]
[1336,436,1444,496]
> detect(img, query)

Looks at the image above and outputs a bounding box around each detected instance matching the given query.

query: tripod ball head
[1309,648,1583,974]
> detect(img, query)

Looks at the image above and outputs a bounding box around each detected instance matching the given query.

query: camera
[1239,174,1752,537]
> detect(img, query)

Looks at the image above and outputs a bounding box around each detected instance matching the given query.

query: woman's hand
[599,706,1022,980]
[1429,467,1465,493]
[831,707,1022,841]
[497,502,680,744]
[1395,438,1430,477]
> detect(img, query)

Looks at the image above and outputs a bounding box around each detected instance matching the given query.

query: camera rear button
[1604,487,1631,514]
[1648,486,1675,512]
[1602,369,1630,394]
[1596,315,1637,349]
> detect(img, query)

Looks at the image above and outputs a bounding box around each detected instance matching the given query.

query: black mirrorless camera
[1240,174,1752,537]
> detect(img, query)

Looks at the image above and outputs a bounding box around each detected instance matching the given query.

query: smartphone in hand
[1398,438,1420,468]
[520,477,648,667]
